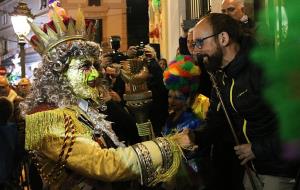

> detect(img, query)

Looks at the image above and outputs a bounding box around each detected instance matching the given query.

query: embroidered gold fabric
[25,107,183,188]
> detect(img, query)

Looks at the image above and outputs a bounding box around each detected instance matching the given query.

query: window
[185,0,211,20]
[1,40,8,55]
[88,0,101,6]
[2,13,8,25]
[40,0,47,10]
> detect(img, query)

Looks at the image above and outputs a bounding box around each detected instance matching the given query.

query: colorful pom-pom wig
[163,55,201,97]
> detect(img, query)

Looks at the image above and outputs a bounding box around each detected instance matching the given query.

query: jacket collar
[222,51,249,78]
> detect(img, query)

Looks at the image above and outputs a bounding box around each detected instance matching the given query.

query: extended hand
[171,128,198,151]
[234,144,256,165]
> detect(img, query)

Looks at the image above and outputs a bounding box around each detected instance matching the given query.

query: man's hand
[234,144,256,165]
[171,128,198,151]
[180,22,188,37]
[109,90,121,102]
[127,46,137,58]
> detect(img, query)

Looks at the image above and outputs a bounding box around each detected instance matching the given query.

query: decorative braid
[149,137,183,186]
[132,143,156,186]
[31,113,76,185]
[153,137,173,173]
[132,137,183,186]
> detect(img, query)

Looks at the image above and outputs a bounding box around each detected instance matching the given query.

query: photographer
[179,19,199,55]
[108,35,127,64]
[126,42,145,59]
[99,46,141,146]
[143,45,169,136]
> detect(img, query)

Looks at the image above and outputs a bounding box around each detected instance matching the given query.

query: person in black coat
[193,13,297,190]
[0,97,20,189]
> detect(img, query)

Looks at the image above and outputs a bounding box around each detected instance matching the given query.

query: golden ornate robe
[25,106,180,189]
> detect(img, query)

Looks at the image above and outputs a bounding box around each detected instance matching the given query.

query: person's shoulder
[0,122,18,134]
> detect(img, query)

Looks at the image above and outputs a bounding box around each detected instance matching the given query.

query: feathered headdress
[28,8,97,55]
[163,55,201,96]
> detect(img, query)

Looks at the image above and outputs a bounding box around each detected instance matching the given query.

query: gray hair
[20,40,101,116]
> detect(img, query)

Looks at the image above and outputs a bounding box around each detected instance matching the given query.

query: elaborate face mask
[65,56,100,102]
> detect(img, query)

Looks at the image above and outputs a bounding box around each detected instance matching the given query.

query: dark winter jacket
[196,51,296,178]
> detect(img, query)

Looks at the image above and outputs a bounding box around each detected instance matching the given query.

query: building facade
[0,0,127,81]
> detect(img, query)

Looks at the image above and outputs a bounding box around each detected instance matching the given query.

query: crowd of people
[0,0,299,190]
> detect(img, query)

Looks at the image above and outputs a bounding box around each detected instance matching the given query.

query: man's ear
[218,32,230,47]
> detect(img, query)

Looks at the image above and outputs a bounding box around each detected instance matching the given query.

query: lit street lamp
[10,1,34,78]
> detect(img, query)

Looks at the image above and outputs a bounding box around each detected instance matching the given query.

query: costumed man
[20,8,195,189]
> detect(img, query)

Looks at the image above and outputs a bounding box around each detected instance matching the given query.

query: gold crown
[28,9,97,55]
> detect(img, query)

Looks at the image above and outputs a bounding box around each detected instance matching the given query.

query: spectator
[193,13,297,190]
[158,58,167,71]
[0,97,20,189]
[0,75,23,103]
[16,78,31,98]
[221,0,255,31]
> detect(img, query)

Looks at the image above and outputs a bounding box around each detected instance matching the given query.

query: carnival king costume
[20,9,193,189]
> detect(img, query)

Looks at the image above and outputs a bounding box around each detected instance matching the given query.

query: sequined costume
[26,105,182,189]
[20,8,194,189]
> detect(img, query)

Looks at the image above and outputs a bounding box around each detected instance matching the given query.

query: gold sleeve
[40,131,179,185]
[25,108,182,186]
[40,133,141,181]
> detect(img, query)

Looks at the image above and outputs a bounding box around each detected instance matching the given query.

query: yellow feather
[67,19,76,36]
[52,8,67,36]
[46,25,58,41]
[75,8,86,35]
[28,22,50,46]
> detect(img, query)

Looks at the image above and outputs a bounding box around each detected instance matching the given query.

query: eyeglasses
[221,7,236,14]
[192,33,220,48]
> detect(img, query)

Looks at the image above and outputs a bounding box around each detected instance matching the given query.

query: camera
[110,35,121,52]
[135,41,145,56]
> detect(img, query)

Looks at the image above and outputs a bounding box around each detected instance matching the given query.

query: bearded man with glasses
[193,13,297,190]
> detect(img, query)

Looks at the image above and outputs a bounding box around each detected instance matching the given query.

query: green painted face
[65,56,101,102]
